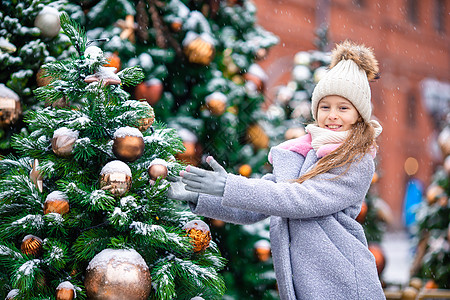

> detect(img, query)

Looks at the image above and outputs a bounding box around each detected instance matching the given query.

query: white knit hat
[311,41,379,123]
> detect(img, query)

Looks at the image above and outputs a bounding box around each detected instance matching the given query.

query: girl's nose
[328,110,338,119]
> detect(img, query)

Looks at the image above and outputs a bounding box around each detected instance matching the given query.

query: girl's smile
[317,95,360,131]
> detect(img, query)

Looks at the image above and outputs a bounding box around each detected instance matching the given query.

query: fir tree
[0,13,225,300]
[0,0,73,154]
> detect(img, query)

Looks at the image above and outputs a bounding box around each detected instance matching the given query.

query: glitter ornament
[137,102,155,132]
[44,191,69,215]
[238,164,252,177]
[0,84,21,127]
[113,127,145,162]
[246,124,269,149]
[355,201,368,223]
[56,281,75,300]
[183,220,211,252]
[52,127,79,157]
[205,92,227,116]
[254,240,271,262]
[85,249,151,300]
[135,78,163,105]
[30,159,43,193]
[183,32,215,66]
[100,161,132,197]
[34,6,61,38]
[147,159,168,180]
[21,235,43,257]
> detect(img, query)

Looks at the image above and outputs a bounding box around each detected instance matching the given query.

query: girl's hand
[180,156,227,197]
[167,176,199,204]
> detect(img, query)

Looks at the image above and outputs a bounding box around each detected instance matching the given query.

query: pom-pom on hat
[311,40,379,123]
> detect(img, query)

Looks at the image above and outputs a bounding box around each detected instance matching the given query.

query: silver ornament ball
[34,7,61,38]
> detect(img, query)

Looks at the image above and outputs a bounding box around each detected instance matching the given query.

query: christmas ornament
[401,287,418,300]
[113,127,145,162]
[409,277,423,290]
[85,67,121,86]
[238,164,252,177]
[424,279,439,289]
[313,66,327,83]
[255,48,268,60]
[5,289,19,300]
[294,51,311,65]
[116,15,137,43]
[284,127,306,140]
[176,129,201,165]
[438,127,450,157]
[137,102,155,132]
[243,64,267,92]
[84,46,103,64]
[44,191,69,215]
[371,172,379,184]
[254,240,271,262]
[183,220,211,252]
[52,127,79,157]
[171,18,183,32]
[210,219,225,227]
[56,281,75,300]
[426,184,444,205]
[293,65,311,82]
[355,201,368,223]
[30,159,43,193]
[183,32,215,66]
[0,83,21,127]
[148,159,168,180]
[205,92,227,116]
[135,78,163,105]
[100,160,132,197]
[368,244,385,275]
[291,100,311,120]
[190,297,205,300]
[276,86,295,104]
[34,6,61,38]
[21,235,43,257]
[247,124,269,149]
[36,68,52,87]
[104,52,121,71]
[85,249,151,300]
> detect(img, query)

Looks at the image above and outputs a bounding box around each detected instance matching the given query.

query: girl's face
[317,95,360,131]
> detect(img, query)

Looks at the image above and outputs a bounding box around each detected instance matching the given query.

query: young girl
[169,40,386,299]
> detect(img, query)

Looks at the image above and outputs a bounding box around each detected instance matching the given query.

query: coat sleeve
[188,173,275,225]
[221,154,375,219]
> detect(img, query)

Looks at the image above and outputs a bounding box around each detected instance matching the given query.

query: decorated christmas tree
[0,14,226,300]
[65,0,279,175]
[0,0,74,154]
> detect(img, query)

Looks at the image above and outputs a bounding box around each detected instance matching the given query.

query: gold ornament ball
[355,201,368,224]
[255,48,268,60]
[0,85,22,127]
[56,282,75,300]
[100,161,132,197]
[368,244,385,275]
[36,68,52,87]
[52,128,79,157]
[183,220,211,252]
[30,159,44,193]
[85,249,151,300]
[426,184,444,205]
[176,142,202,166]
[113,136,145,162]
[238,164,252,177]
[409,277,423,290]
[148,162,168,181]
[206,99,227,116]
[247,124,269,149]
[44,191,69,215]
[254,240,271,262]
[401,287,418,300]
[171,19,183,32]
[21,235,43,257]
[184,37,215,66]
[210,218,225,227]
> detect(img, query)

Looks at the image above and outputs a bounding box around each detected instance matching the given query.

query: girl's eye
[340,106,349,110]
[319,105,329,109]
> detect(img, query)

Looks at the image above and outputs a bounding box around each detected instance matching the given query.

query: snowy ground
[380,230,414,285]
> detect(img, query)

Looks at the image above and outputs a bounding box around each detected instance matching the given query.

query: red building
[254,0,450,229]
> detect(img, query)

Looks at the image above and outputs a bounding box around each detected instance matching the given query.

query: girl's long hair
[295,120,377,184]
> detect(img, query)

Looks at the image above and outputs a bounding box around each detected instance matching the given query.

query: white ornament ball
[313,66,328,83]
[34,7,61,38]
[293,65,311,83]
[294,51,311,65]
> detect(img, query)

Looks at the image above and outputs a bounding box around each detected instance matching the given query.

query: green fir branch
[117,66,145,87]
[151,259,177,300]
[59,12,87,56]
[72,229,110,262]
[42,239,68,270]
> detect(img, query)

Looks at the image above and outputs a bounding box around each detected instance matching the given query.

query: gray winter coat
[190,143,386,299]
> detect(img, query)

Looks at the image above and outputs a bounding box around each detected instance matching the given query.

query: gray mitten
[167,176,199,204]
[181,156,227,197]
